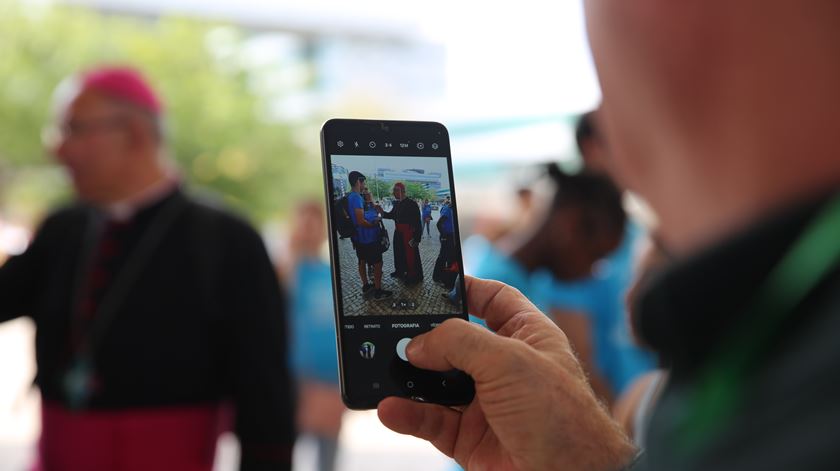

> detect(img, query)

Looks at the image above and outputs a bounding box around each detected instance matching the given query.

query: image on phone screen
[321,119,474,409]
[330,154,461,316]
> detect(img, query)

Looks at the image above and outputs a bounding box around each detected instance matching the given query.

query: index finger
[464,276,544,332]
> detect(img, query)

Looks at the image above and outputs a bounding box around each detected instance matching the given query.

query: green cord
[678,194,840,456]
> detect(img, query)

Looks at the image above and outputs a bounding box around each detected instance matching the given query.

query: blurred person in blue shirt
[282,200,345,471]
[549,221,655,398]
[421,199,433,238]
[464,163,628,402]
[438,201,455,235]
[433,197,459,290]
[467,164,625,307]
[547,112,656,400]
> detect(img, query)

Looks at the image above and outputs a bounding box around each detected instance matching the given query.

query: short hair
[575,111,599,153]
[349,171,366,187]
[393,182,406,192]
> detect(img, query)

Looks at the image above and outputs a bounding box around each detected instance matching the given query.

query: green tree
[405,182,434,202]
[363,178,433,203]
[367,177,392,201]
[0,0,321,224]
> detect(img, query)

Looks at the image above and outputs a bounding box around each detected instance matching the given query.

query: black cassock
[0,188,295,470]
[382,197,423,283]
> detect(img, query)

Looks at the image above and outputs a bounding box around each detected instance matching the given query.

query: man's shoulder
[36,203,90,235]
[653,272,840,471]
[44,203,89,220]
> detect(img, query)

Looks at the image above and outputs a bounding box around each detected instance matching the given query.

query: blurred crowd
[3,0,840,468]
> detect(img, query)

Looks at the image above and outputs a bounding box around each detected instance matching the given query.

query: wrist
[542,378,638,471]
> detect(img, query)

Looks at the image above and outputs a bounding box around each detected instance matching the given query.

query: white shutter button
[396,338,412,362]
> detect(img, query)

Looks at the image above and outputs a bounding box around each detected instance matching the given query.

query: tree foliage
[0,0,321,223]
[404,182,435,202]
[366,177,392,202]
[364,177,436,203]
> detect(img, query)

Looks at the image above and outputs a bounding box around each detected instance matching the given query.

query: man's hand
[378,276,636,471]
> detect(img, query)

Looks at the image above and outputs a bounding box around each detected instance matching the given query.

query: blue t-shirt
[348,192,378,244]
[361,205,381,243]
[289,258,339,384]
[422,204,432,219]
[439,205,455,234]
[347,191,363,230]
[548,222,655,395]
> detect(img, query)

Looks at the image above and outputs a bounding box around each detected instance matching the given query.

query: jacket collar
[635,192,832,375]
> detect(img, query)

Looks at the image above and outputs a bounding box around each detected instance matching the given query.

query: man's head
[45,66,169,205]
[289,200,327,257]
[393,182,406,200]
[584,0,840,252]
[349,171,367,193]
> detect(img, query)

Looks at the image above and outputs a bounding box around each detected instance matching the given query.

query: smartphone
[320,119,475,409]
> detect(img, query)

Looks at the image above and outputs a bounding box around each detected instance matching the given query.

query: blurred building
[331,164,350,197]
[61,0,447,120]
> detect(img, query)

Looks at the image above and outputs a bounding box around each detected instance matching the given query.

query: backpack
[377,221,390,253]
[333,195,357,239]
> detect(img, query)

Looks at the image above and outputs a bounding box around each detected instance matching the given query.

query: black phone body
[321,119,475,410]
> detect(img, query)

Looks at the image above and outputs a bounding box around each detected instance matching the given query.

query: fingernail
[407,336,424,359]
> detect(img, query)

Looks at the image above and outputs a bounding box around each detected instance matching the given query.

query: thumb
[407,318,506,382]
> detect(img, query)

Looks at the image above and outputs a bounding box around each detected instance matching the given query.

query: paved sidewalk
[338,218,458,317]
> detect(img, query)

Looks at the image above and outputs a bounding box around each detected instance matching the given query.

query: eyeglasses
[41,115,128,148]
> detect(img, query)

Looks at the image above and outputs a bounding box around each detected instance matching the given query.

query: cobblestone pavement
[338,216,459,317]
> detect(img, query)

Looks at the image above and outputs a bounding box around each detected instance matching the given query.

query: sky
[66,0,600,119]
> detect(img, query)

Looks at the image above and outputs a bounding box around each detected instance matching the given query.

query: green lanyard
[677,193,840,456]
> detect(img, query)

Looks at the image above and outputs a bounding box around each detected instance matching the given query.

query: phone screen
[321,119,474,409]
